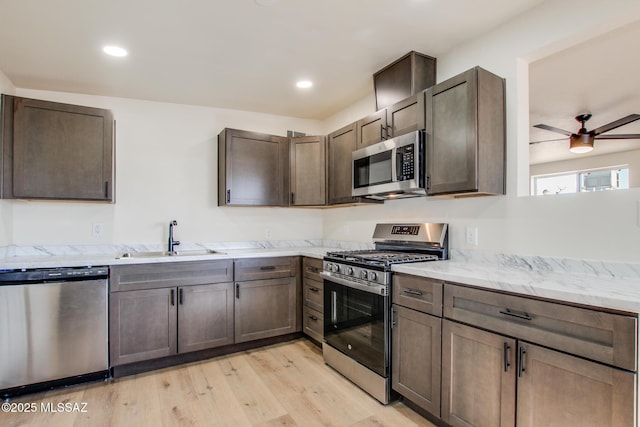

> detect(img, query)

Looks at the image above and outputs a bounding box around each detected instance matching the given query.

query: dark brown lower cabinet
[516,342,635,427]
[442,319,636,427]
[442,319,516,427]
[391,305,441,417]
[109,282,234,365]
[234,277,298,343]
[177,283,234,353]
[110,288,177,366]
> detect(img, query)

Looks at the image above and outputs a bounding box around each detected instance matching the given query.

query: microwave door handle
[392,147,398,181]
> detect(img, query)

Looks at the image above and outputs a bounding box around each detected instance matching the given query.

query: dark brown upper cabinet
[327,122,358,205]
[387,92,425,138]
[1,94,115,201]
[218,128,289,206]
[373,51,436,111]
[356,109,387,149]
[356,92,426,149]
[425,67,506,197]
[290,135,327,206]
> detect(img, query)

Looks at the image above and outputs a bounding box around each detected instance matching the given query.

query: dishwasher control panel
[0,266,109,284]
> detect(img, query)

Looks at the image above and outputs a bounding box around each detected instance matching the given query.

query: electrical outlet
[92,223,104,237]
[465,226,478,246]
[265,229,272,239]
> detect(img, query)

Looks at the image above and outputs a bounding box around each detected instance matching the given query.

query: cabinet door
[392,305,441,417]
[110,288,177,366]
[327,122,358,205]
[442,320,516,427]
[356,109,387,148]
[177,283,234,353]
[7,95,114,201]
[235,277,297,343]
[517,342,636,427]
[290,135,326,206]
[218,128,289,206]
[387,93,425,138]
[425,69,478,195]
[425,67,505,196]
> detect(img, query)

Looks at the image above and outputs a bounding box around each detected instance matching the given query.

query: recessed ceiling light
[103,45,128,57]
[296,80,313,89]
[255,0,280,6]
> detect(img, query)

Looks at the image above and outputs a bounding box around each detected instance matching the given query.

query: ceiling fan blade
[529,137,567,145]
[591,114,640,136]
[533,124,573,136]
[593,134,640,140]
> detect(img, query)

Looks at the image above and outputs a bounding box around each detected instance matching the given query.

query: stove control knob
[361,270,368,280]
[346,267,354,275]
[327,263,335,272]
[335,264,341,273]
[369,271,377,281]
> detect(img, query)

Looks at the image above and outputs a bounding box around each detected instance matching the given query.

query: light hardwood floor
[2,339,436,427]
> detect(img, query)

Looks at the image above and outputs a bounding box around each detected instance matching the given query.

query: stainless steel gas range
[320,223,448,404]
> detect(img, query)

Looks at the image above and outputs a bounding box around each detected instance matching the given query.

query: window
[531,167,629,195]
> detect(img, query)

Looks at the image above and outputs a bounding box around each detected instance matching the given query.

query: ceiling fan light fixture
[569,134,594,154]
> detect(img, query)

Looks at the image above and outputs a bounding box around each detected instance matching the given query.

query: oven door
[322,273,389,377]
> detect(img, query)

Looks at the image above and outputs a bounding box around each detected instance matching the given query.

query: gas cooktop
[325,250,440,268]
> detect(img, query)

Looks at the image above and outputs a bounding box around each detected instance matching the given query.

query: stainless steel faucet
[168,220,180,254]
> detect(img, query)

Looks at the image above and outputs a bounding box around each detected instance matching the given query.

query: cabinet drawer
[303,257,323,282]
[393,274,443,316]
[303,306,324,343]
[234,256,298,281]
[110,260,234,292]
[444,283,637,371]
[303,277,324,312]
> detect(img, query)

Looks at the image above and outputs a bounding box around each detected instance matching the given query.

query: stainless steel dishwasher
[0,266,109,397]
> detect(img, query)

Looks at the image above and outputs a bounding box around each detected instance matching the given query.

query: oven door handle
[320,271,387,296]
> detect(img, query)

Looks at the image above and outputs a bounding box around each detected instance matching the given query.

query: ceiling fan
[531,113,640,153]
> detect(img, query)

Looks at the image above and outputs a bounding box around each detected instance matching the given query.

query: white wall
[2,89,325,247]
[322,0,640,262]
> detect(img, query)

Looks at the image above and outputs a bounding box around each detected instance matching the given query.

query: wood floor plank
[186,358,253,427]
[2,339,436,427]
[218,352,288,424]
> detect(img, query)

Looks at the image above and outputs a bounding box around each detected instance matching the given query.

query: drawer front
[393,274,443,316]
[303,257,323,282]
[444,283,637,371]
[303,306,324,343]
[234,256,298,281]
[110,260,234,292]
[303,277,324,312]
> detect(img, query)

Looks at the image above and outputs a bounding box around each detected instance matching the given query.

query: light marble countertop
[394,250,640,314]
[0,246,335,270]
[2,243,639,315]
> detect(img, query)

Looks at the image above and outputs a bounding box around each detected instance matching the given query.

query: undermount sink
[117,249,225,259]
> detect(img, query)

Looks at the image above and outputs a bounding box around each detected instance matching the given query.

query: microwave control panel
[397,144,415,181]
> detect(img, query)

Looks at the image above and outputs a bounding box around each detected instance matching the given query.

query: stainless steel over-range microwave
[352,130,425,200]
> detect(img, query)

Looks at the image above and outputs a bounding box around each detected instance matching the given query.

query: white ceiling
[529,19,640,165]
[0,0,545,119]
